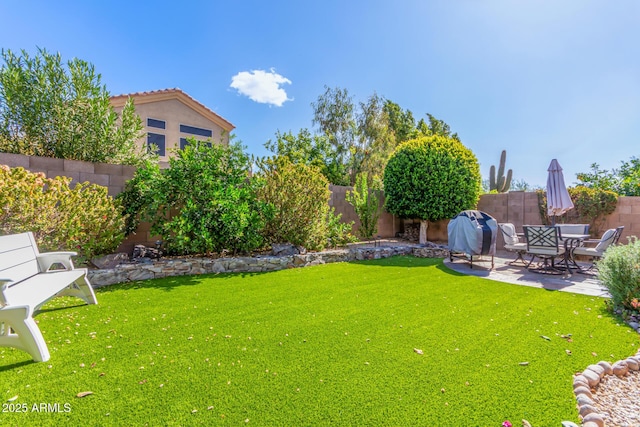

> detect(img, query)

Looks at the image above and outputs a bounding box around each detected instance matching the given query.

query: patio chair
[613,226,625,244]
[555,224,590,237]
[498,223,528,266]
[571,227,620,272]
[523,225,565,274]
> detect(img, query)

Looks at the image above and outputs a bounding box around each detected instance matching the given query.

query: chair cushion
[504,243,527,252]
[595,229,617,252]
[500,223,519,245]
[572,246,602,257]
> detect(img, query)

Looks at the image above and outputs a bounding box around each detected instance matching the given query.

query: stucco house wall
[109,89,235,162]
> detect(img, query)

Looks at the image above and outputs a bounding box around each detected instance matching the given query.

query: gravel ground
[590,370,640,427]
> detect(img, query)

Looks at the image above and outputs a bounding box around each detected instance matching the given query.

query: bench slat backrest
[0,232,40,285]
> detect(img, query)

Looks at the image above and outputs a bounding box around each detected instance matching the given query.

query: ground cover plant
[1,257,638,426]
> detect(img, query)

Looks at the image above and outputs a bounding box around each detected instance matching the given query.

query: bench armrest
[36,252,78,272]
[0,280,12,306]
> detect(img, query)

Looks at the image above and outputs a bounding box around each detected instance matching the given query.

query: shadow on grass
[348,255,445,269]
[37,302,89,314]
[0,359,34,371]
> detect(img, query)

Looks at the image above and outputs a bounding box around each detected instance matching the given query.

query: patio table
[560,233,590,274]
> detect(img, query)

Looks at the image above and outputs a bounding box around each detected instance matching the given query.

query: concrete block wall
[600,197,640,243]
[3,152,639,252]
[0,152,136,196]
[329,185,402,239]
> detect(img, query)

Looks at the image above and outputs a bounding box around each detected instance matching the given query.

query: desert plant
[257,156,354,250]
[597,236,640,310]
[489,150,513,193]
[0,165,125,260]
[383,135,481,243]
[346,172,382,239]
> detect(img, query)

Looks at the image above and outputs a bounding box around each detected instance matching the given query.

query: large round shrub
[383,135,481,243]
[120,141,271,256]
[598,237,640,310]
[257,157,354,250]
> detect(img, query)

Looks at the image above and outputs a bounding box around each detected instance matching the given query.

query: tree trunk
[419,220,428,245]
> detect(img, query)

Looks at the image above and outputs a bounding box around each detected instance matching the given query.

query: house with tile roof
[109,88,235,162]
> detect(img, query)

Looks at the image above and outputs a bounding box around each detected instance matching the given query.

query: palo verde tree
[383,135,481,244]
[576,158,640,196]
[310,86,461,186]
[311,87,395,185]
[0,47,149,165]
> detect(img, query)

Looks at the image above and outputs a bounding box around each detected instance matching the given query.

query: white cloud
[230,69,292,107]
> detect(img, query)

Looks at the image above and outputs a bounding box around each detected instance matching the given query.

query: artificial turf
[1,256,638,426]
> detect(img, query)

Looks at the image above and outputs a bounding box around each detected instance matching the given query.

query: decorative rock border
[573,350,640,426]
[87,244,450,288]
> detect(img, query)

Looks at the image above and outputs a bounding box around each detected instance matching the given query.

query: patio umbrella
[546,159,574,224]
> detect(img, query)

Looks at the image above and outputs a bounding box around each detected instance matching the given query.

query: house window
[147,118,166,129]
[180,138,211,150]
[180,124,212,138]
[147,133,166,156]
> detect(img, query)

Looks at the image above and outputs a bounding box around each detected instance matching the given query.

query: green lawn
[1,256,638,426]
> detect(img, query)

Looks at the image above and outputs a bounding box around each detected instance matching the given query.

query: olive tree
[383,135,481,244]
[0,48,149,165]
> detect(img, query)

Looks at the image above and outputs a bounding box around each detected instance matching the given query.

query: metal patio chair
[523,225,565,274]
[498,223,528,266]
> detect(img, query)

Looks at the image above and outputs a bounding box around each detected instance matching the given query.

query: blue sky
[1,0,639,187]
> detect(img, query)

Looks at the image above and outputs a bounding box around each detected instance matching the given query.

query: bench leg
[56,276,98,306]
[0,306,50,362]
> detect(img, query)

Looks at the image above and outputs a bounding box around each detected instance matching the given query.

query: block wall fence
[2,152,639,254]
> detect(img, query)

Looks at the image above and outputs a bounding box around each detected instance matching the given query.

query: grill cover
[448,210,498,256]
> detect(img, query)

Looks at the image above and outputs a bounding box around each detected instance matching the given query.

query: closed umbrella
[546,159,574,224]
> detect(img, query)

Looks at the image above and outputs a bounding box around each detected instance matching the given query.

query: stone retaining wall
[87,245,450,287]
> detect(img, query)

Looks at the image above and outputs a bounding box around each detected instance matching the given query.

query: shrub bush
[0,165,125,260]
[326,207,357,248]
[598,236,640,311]
[383,135,481,243]
[120,141,271,255]
[257,157,354,250]
[536,186,618,235]
[346,173,382,240]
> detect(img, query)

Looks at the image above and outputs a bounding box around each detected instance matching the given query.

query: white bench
[0,232,97,362]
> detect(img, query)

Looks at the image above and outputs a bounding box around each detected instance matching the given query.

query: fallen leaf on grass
[565,349,572,355]
[7,395,18,402]
[76,391,93,398]
[519,362,529,366]
[414,348,424,355]
[540,335,551,341]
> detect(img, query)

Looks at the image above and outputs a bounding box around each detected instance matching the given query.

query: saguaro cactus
[489,150,513,193]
